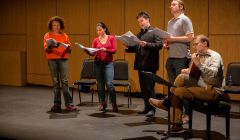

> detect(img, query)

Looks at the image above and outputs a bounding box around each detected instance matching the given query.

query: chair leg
[127,86,130,108]
[226,111,230,139]
[206,113,211,139]
[91,88,94,105]
[72,85,75,100]
[78,85,81,104]
[188,104,193,138]
[129,86,132,105]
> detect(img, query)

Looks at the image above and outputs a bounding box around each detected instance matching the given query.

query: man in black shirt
[125,11,163,117]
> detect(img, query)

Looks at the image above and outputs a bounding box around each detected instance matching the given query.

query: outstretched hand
[138,41,147,47]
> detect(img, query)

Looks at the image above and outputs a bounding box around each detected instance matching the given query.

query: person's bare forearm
[168,33,194,42]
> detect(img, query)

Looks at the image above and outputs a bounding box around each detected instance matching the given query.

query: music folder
[142,71,174,87]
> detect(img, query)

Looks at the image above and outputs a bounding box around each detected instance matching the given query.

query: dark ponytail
[96,22,110,35]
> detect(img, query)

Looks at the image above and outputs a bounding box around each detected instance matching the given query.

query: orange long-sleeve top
[43,32,71,60]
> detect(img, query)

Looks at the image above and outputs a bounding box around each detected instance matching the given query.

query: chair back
[113,59,129,80]
[225,62,240,86]
[81,59,95,79]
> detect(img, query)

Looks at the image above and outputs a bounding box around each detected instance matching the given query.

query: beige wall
[0,0,239,98]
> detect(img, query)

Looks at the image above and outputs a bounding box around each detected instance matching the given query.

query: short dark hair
[136,11,150,20]
[173,0,185,12]
[48,16,65,31]
[196,34,210,47]
[96,22,110,35]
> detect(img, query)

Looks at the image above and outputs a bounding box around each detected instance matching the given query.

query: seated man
[149,34,225,133]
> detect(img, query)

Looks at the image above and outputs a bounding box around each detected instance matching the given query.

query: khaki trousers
[171,74,219,124]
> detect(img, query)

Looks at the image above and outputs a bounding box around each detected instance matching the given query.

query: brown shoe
[149,98,168,111]
[171,123,184,133]
[99,102,107,111]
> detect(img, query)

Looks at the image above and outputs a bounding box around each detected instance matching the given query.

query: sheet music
[58,42,69,48]
[149,27,170,38]
[75,42,100,54]
[46,38,69,49]
[116,31,140,46]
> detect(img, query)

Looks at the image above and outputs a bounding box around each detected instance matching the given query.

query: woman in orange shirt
[43,16,77,112]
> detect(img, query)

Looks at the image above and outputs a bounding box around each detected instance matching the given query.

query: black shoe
[146,110,155,117]
[138,109,149,114]
[171,123,184,133]
[50,105,61,112]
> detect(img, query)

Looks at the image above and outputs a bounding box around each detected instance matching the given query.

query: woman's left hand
[100,47,106,51]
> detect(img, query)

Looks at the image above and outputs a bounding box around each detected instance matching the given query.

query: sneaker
[146,110,155,117]
[138,108,149,114]
[182,114,189,124]
[149,98,168,111]
[66,105,77,111]
[50,105,61,112]
[171,124,184,133]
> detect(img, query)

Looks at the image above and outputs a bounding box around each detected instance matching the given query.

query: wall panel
[210,35,240,71]
[27,74,52,86]
[209,0,240,34]
[57,0,89,34]
[0,35,26,51]
[0,0,26,34]
[0,51,26,86]
[27,0,56,75]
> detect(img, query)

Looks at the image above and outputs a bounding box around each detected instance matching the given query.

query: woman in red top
[87,22,118,112]
[43,16,77,112]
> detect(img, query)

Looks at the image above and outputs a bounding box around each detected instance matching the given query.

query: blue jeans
[94,61,116,103]
[48,59,73,106]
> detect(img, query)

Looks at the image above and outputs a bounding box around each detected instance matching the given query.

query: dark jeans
[138,70,156,111]
[166,57,190,115]
[94,61,116,103]
[48,59,73,106]
[165,57,190,84]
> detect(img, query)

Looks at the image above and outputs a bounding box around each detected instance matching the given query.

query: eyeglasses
[193,42,200,46]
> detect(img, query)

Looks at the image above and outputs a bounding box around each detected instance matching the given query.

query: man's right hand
[123,44,129,50]
[163,39,169,49]
[181,68,189,74]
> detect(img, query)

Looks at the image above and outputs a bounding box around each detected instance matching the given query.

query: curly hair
[48,16,65,31]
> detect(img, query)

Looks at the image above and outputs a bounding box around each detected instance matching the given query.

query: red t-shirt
[92,35,117,62]
[43,32,71,60]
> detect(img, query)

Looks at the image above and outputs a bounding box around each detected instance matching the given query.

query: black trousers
[138,70,156,111]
